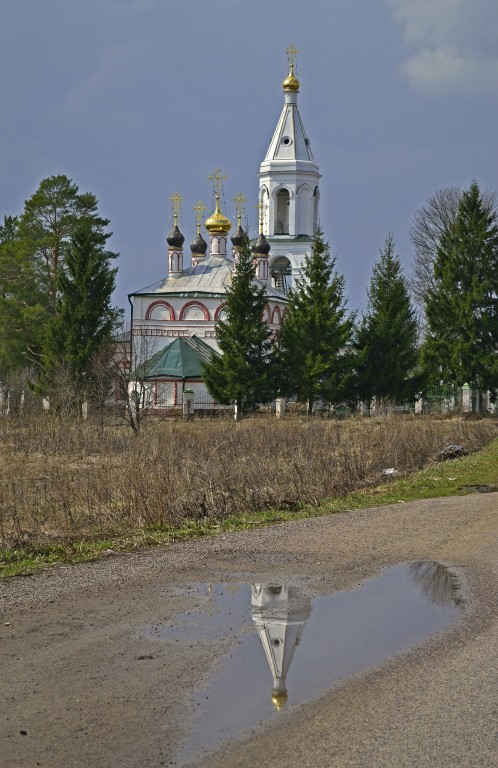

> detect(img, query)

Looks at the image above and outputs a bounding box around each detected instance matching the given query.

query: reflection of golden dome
[271,691,288,711]
[205,195,232,235]
[283,64,300,92]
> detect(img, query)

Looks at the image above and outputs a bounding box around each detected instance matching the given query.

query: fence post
[182,388,195,420]
[462,383,471,413]
[276,397,286,419]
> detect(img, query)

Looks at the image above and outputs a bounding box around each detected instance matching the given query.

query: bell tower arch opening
[275,189,290,235]
[313,186,320,233]
[271,256,292,293]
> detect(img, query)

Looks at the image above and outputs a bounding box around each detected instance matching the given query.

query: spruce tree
[277,229,355,416]
[42,219,119,408]
[202,234,275,420]
[355,234,419,404]
[423,181,498,391]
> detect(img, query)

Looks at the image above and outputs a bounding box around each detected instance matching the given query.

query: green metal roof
[136,335,219,381]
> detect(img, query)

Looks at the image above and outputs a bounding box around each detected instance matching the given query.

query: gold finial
[283,43,300,92]
[169,192,183,227]
[205,169,232,235]
[256,201,267,234]
[271,691,288,711]
[233,192,247,227]
[193,201,206,235]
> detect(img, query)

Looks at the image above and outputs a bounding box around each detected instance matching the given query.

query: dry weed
[0,414,496,550]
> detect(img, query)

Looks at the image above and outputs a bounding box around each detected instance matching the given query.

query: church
[128,45,321,409]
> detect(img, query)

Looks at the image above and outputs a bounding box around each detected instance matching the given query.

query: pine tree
[423,181,498,391]
[42,220,119,408]
[19,174,110,313]
[202,235,275,420]
[277,229,355,416]
[355,234,419,404]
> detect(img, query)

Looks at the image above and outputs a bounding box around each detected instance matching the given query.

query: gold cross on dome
[169,192,183,226]
[285,43,299,68]
[193,201,206,233]
[209,168,227,197]
[256,201,267,233]
[233,192,247,225]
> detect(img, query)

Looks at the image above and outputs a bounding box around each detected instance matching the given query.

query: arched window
[214,303,227,321]
[145,301,175,321]
[271,306,282,325]
[275,188,290,235]
[180,301,210,321]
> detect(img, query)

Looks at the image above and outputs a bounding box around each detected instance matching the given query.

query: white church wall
[296,184,312,235]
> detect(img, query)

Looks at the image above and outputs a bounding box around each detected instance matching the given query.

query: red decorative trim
[145,301,175,321]
[180,301,210,321]
[214,303,226,321]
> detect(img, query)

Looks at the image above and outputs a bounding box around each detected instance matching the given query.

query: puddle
[138,562,461,765]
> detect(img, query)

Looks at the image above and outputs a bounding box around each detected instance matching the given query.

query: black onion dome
[252,232,271,256]
[190,232,208,255]
[166,225,185,248]
[231,225,246,248]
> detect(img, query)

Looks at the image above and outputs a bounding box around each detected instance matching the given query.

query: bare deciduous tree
[410,186,497,307]
[114,331,155,435]
[409,187,461,306]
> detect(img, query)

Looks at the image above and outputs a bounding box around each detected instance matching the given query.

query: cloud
[386,0,498,96]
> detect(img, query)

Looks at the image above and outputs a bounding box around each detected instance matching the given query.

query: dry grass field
[1,413,496,556]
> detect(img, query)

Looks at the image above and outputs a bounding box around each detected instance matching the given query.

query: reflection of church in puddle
[251,584,311,710]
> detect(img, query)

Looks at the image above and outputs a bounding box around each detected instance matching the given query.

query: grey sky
[1,0,497,314]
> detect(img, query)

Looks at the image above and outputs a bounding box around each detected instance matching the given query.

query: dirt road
[1,492,497,767]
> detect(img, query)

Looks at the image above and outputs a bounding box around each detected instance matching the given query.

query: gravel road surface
[1,492,497,767]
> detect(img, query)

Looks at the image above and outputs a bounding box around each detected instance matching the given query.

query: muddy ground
[1,492,497,768]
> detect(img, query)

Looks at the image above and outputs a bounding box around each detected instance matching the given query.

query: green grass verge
[2,437,497,579]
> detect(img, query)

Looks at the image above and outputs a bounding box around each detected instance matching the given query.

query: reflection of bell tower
[251,584,311,710]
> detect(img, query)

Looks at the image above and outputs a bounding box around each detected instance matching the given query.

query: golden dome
[283,63,300,92]
[205,195,232,235]
[271,691,288,711]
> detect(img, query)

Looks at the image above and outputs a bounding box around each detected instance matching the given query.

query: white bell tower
[259,44,321,292]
